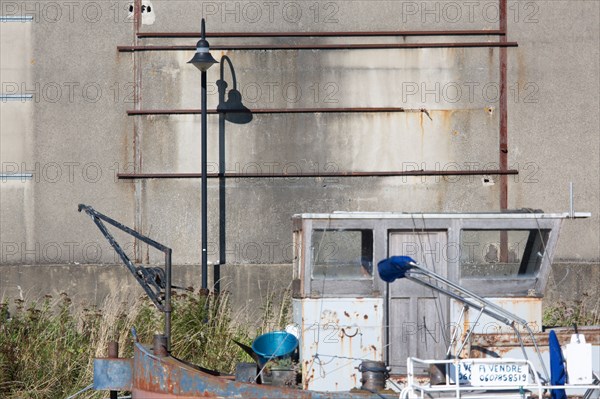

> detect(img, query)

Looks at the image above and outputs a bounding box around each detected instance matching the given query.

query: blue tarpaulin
[377,256,416,282]
[549,330,567,399]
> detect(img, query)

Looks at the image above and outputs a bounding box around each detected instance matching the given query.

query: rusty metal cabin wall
[292,298,384,391]
[0,2,598,308]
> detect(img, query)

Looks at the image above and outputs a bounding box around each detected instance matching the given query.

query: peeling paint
[293,298,384,392]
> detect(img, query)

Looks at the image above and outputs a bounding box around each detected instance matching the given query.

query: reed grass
[0,287,291,399]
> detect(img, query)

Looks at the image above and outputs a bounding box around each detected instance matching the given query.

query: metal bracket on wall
[1,94,33,101]
[0,173,33,181]
[0,16,33,22]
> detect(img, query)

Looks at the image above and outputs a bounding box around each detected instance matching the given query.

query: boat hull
[94,342,397,399]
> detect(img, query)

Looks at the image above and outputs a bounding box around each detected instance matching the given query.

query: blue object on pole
[377,256,417,282]
[549,330,567,399]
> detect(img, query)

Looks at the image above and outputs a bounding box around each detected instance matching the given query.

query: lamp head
[188,19,217,71]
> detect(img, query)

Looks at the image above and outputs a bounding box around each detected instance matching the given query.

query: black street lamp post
[188,19,218,291]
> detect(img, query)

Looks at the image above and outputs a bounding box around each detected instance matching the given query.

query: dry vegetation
[1,285,596,399]
[0,288,291,399]
[543,290,600,328]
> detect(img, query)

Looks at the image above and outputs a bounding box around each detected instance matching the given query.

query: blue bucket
[251,331,298,365]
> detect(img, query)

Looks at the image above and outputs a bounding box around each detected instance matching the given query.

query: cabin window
[460,229,550,278]
[311,229,373,280]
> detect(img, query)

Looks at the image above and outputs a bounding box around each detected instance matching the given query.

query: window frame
[458,228,551,280]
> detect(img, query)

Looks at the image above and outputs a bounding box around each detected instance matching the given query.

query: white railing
[399,357,600,399]
[400,357,544,399]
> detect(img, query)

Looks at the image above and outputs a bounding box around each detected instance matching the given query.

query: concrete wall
[0,261,596,324]
[545,263,600,306]
[1,1,598,311]
[0,263,293,326]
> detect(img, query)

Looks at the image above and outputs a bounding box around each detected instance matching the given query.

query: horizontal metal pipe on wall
[117,42,518,52]
[117,170,519,179]
[137,30,505,38]
[126,107,428,116]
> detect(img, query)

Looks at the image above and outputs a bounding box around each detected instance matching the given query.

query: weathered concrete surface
[544,263,600,305]
[0,263,293,324]
[0,20,34,249]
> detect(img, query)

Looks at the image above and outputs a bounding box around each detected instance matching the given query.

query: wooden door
[387,231,449,374]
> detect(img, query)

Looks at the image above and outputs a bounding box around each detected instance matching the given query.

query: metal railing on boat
[400,357,600,399]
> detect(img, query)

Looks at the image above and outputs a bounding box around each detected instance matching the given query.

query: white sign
[448,363,473,385]
[470,363,530,386]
